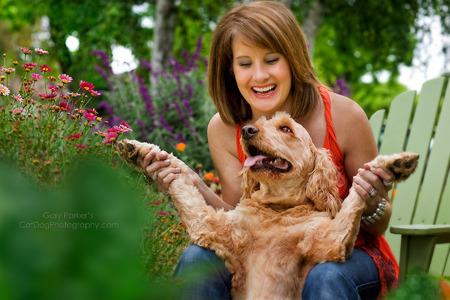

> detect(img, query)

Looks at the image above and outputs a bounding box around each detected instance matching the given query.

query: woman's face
[232,34,293,121]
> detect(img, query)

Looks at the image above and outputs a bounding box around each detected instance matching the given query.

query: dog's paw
[370,152,419,182]
[115,139,160,173]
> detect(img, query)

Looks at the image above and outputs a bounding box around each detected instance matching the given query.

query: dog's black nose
[241,125,259,140]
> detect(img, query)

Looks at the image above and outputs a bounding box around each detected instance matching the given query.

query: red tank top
[235,86,398,296]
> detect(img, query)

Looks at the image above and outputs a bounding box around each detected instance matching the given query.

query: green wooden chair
[369,77,450,283]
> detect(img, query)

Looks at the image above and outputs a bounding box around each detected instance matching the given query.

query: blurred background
[1,0,449,115]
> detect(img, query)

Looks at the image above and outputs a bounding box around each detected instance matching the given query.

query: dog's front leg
[116,139,234,253]
[306,152,419,262]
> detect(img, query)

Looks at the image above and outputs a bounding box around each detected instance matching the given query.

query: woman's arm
[141,113,242,211]
[207,113,244,208]
[331,93,394,237]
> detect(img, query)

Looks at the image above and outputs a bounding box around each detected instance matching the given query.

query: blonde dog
[116,111,418,299]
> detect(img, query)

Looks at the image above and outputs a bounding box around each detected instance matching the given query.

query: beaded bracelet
[361,198,387,225]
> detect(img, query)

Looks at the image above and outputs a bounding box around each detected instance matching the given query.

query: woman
[143,2,397,299]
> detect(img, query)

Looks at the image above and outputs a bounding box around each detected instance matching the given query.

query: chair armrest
[390,224,450,243]
[390,224,450,283]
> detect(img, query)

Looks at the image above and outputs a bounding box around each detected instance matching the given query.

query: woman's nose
[253,63,270,82]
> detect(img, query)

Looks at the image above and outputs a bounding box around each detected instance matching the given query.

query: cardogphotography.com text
[18,211,119,230]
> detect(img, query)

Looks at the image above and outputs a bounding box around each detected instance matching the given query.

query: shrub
[0,47,132,188]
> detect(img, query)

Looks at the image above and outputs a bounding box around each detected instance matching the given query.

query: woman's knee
[175,245,229,278]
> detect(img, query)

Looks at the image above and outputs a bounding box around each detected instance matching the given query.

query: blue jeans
[174,245,380,300]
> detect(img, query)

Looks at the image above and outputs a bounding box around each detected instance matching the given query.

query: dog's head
[239,111,341,215]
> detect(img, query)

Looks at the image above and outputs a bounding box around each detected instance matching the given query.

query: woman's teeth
[252,85,275,94]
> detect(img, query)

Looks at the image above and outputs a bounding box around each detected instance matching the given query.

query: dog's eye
[280,125,292,133]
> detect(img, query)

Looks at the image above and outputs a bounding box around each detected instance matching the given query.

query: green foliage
[0,158,149,299]
[141,198,190,280]
[350,80,408,118]
[387,269,442,300]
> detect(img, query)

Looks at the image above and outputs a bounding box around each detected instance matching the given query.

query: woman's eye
[239,62,251,67]
[280,125,292,133]
[267,58,279,64]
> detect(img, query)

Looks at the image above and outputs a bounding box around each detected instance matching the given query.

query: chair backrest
[369,77,450,277]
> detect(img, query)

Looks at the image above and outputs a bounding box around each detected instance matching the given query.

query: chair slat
[379,90,415,155]
[369,109,385,145]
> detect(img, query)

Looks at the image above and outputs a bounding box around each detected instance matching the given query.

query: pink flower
[31,73,43,81]
[68,92,80,98]
[58,102,71,111]
[34,48,49,55]
[13,94,23,103]
[48,85,59,92]
[86,108,98,115]
[155,210,169,216]
[148,199,164,206]
[39,64,51,73]
[75,144,87,149]
[38,93,57,100]
[80,80,94,91]
[84,112,96,120]
[22,62,37,71]
[21,47,32,54]
[89,90,101,96]
[65,132,83,140]
[58,74,72,83]
[4,68,15,74]
[12,108,24,115]
[102,132,118,145]
[107,123,133,134]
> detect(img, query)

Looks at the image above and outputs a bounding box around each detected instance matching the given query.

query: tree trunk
[151,0,176,74]
[301,0,324,60]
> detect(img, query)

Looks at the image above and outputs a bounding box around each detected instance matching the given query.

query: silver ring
[369,188,377,198]
[383,180,393,187]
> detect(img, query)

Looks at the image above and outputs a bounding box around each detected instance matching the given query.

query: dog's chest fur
[227,203,330,299]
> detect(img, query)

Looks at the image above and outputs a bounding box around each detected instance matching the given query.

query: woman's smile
[252,84,277,97]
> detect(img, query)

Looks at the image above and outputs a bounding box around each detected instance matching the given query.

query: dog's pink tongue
[244,155,267,168]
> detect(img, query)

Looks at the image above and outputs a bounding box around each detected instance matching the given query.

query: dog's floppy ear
[239,169,260,198]
[305,147,341,217]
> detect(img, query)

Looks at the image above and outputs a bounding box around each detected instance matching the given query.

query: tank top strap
[236,124,247,165]
[319,86,344,162]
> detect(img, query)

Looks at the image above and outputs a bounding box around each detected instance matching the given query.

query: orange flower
[176,142,186,151]
[204,172,214,180]
[441,280,450,300]
[204,172,220,183]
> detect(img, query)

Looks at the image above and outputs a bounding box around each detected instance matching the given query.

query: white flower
[0,84,10,96]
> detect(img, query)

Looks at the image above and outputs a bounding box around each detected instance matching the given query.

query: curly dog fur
[116,111,418,299]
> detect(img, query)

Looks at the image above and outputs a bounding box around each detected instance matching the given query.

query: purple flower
[333,78,351,97]
[134,73,156,126]
[140,59,152,71]
[159,115,174,133]
[92,50,113,74]
[181,99,193,117]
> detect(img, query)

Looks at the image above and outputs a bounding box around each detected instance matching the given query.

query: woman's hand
[353,163,393,214]
[352,163,394,236]
[142,150,181,195]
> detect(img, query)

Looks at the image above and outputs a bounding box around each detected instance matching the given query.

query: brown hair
[208,1,322,125]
